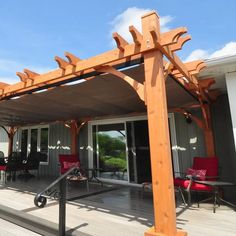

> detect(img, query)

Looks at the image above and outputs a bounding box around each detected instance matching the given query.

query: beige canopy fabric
[0,64,198,126]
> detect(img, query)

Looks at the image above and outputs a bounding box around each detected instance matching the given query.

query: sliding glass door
[92,123,128,181]
[89,115,179,184]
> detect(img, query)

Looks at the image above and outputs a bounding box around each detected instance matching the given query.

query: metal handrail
[34,166,81,236]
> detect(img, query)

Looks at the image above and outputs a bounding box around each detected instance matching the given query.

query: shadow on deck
[0,175,236,236]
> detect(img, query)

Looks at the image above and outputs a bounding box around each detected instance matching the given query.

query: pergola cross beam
[1,18,204,100]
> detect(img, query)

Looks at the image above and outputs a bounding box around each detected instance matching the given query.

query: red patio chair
[174,156,219,205]
[59,154,80,174]
[59,154,89,191]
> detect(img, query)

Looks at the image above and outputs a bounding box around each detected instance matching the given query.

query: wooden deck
[0,177,236,236]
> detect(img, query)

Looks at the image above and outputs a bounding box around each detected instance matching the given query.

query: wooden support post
[70,121,78,155]
[142,12,186,236]
[201,104,215,157]
[1,126,17,156]
[2,126,17,156]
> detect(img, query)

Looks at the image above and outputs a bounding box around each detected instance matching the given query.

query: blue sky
[0,0,235,84]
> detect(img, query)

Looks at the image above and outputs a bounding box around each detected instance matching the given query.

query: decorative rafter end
[16,72,28,83]
[55,56,70,70]
[64,52,81,66]
[112,32,128,51]
[129,25,143,46]
[24,69,39,80]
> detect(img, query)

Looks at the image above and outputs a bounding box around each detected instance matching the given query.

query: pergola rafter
[1,18,209,100]
[0,10,217,236]
[95,65,146,103]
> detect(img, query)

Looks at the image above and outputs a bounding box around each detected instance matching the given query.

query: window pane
[21,130,28,157]
[40,128,48,154]
[31,129,38,153]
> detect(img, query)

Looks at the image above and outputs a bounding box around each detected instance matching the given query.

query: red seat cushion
[0,166,6,171]
[174,178,213,191]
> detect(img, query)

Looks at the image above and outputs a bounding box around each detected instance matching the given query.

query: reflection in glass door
[93,123,128,181]
[21,129,28,158]
[30,129,38,153]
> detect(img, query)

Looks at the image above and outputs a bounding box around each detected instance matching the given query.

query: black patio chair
[21,151,41,179]
[0,152,23,182]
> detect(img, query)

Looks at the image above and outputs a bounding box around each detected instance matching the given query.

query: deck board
[0,178,236,236]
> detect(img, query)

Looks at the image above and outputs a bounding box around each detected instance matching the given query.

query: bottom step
[0,204,90,236]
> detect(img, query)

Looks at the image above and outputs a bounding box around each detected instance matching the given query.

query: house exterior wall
[78,124,89,169]
[211,94,236,200]
[212,94,236,181]
[226,72,236,151]
[0,115,207,178]
[174,111,206,173]
[40,123,71,176]
[0,127,9,157]
[13,123,72,177]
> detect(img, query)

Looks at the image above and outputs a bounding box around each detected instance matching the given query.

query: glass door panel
[21,129,28,158]
[126,120,151,184]
[93,123,127,181]
[30,129,38,153]
[40,128,49,162]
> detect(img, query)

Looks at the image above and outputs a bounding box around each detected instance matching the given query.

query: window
[92,123,128,181]
[20,126,49,164]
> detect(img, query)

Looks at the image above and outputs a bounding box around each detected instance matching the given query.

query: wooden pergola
[0,11,216,236]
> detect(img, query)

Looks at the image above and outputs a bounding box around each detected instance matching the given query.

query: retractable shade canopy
[0,64,198,126]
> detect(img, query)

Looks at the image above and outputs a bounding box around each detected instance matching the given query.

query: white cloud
[210,42,236,58]
[185,42,236,62]
[184,49,210,62]
[110,7,173,45]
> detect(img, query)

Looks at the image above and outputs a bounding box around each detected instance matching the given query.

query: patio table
[86,168,103,186]
[194,180,236,213]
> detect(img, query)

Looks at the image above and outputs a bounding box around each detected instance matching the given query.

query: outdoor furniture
[0,151,4,159]
[174,157,219,205]
[86,168,103,186]
[59,154,80,174]
[0,152,23,182]
[0,151,7,179]
[195,180,236,213]
[20,151,41,178]
[59,154,89,190]
[67,169,89,192]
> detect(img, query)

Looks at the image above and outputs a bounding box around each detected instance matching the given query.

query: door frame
[88,114,179,184]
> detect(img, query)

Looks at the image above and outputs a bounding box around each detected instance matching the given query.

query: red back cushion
[192,157,218,180]
[186,168,207,180]
[63,161,80,169]
[59,154,80,172]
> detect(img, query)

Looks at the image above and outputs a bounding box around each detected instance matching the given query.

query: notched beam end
[64,52,81,66]
[160,27,188,46]
[170,35,191,51]
[149,26,158,46]
[129,25,143,46]
[196,61,206,73]
[54,56,70,70]
[112,32,129,51]
[173,27,188,42]
[24,69,39,80]
[16,72,28,83]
